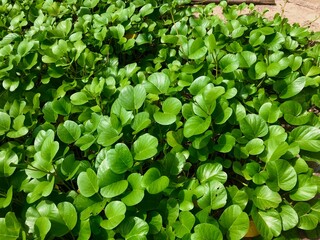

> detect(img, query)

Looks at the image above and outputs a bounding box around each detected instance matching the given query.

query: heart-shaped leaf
[101,201,126,230]
[57,120,81,144]
[107,143,133,174]
[133,133,158,160]
[142,168,169,194]
[119,85,146,110]
[77,168,99,197]
[118,217,149,240]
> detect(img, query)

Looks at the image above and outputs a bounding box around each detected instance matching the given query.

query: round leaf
[119,85,146,110]
[252,208,282,239]
[58,202,77,231]
[239,114,268,139]
[197,181,227,210]
[279,204,299,231]
[253,185,282,210]
[107,143,133,174]
[188,38,207,60]
[266,159,297,191]
[57,120,81,144]
[219,205,249,240]
[142,168,169,194]
[219,54,239,73]
[118,217,149,240]
[101,201,126,230]
[196,163,227,184]
[145,72,170,94]
[77,168,99,197]
[191,223,223,240]
[183,116,211,138]
[133,133,158,160]
[246,138,265,155]
[35,216,51,240]
[289,174,317,201]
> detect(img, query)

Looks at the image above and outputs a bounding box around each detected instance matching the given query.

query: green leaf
[226,186,248,210]
[260,138,289,163]
[83,0,99,8]
[133,133,158,160]
[220,54,239,73]
[289,174,317,201]
[252,208,282,239]
[274,75,306,99]
[77,168,99,197]
[259,102,282,123]
[239,114,268,139]
[52,98,71,116]
[101,201,126,230]
[140,3,153,17]
[188,76,211,95]
[153,112,177,125]
[57,120,81,144]
[266,159,297,191]
[173,211,195,238]
[58,202,77,231]
[0,212,21,240]
[191,223,223,240]
[213,134,236,153]
[17,39,34,57]
[219,205,249,240]
[119,217,149,240]
[279,204,299,231]
[237,51,257,68]
[121,173,144,206]
[100,180,128,198]
[289,126,320,152]
[119,85,146,110]
[0,150,18,177]
[75,134,96,151]
[35,217,51,240]
[145,72,170,94]
[188,38,207,60]
[142,168,169,194]
[252,185,282,210]
[267,62,282,77]
[154,97,181,125]
[196,163,227,184]
[249,31,265,46]
[70,92,88,105]
[131,112,151,134]
[107,143,133,174]
[0,112,11,134]
[197,180,227,210]
[0,186,13,208]
[206,34,216,53]
[246,138,265,155]
[161,152,185,176]
[183,116,211,138]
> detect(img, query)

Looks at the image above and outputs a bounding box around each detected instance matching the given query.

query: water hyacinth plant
[0,0,319,239]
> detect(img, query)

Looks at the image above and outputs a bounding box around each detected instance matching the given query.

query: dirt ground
[255,0,320,31]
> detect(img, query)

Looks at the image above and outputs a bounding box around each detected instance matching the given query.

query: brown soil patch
[255,0,320,31]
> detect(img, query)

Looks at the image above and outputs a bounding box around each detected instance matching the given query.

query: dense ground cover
[0,0,320,239]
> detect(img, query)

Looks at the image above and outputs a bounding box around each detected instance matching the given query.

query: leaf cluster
[0,0,320,239]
